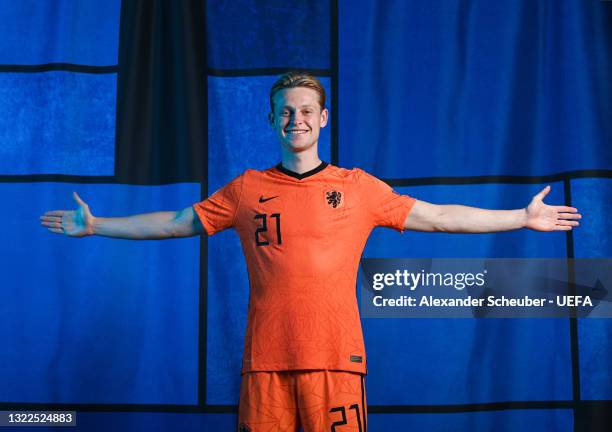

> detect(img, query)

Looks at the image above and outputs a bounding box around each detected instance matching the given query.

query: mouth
[285,129,309,135]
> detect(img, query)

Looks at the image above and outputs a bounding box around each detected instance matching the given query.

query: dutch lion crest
[325,190,343,208]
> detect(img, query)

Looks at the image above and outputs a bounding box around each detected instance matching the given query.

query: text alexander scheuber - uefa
[370,269,593,308]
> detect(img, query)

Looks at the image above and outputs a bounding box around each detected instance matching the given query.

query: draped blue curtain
[0,0,610,431]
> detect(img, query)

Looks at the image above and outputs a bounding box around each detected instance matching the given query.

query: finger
[44,210,67,216]
[41,221,63,229]
[48,228,64,234]
[557,206,578,213]
[552,206,578,213]
[534,185,551,201]
[557,213,581,220]
[554,225,572,231]
[73,191,87,207]
[556,220,579,227]
[40,215,63,222]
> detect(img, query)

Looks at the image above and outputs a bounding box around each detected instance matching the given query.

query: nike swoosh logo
[259,195,279,203]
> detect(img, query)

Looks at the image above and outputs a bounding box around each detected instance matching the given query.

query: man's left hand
[525,185,582,231]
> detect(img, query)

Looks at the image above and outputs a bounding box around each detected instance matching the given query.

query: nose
[289,111,304,125]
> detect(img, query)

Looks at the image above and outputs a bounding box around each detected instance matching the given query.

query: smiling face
[270,87,328,155]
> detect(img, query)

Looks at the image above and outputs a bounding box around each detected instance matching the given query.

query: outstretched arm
[403,186,581,233]
[40,192,204,239]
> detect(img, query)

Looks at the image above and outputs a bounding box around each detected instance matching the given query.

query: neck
[281,147,322,174]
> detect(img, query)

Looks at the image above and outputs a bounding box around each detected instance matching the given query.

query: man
[41,72,581,431]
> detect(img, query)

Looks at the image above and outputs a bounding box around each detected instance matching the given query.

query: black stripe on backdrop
[0,64,117,74]
[384,170,612,187]
[198,188,208,407]
[0,175,115,183]
[0,65,330,77]
[199,0,209,409]
[564,179,582,432]
[0,400,611,416]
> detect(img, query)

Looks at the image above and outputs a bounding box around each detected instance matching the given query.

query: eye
[281,110,290,117]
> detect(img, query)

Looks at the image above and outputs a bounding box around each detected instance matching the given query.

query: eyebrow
[279,104,316,110]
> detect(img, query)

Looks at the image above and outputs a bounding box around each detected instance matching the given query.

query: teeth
[287,130,307,134]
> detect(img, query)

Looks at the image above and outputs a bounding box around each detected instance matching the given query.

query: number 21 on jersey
[254,213,282,246]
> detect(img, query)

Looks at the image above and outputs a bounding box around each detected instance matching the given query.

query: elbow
[169,215,201,238]
[168,221,190,238]
[167,213,186,238]
[432,209,449,232]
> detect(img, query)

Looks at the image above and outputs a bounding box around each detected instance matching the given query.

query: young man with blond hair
[41,72,581,432]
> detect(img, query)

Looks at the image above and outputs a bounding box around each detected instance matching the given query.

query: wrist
[89,216,100,236]
[521,208,529,229]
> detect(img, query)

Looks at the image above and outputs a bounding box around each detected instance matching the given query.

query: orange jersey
[193,162,415,374]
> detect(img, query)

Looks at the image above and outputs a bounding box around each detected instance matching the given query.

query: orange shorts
[237,370,367,432]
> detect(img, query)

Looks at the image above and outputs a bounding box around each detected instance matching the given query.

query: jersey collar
[275,161,329,180]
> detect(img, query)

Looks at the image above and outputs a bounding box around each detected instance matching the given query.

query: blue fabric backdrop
[0,0,610,431]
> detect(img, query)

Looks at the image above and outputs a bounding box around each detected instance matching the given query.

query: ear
[320,108,329,128]
[268,112,275,126]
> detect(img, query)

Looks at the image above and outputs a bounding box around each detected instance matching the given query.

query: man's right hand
[40,192,95,237]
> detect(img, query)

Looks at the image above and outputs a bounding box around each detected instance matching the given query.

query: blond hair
[269,72,326,112]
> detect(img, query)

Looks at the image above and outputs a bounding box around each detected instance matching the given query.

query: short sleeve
[356,169,416,231]
[193,174,244,236]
